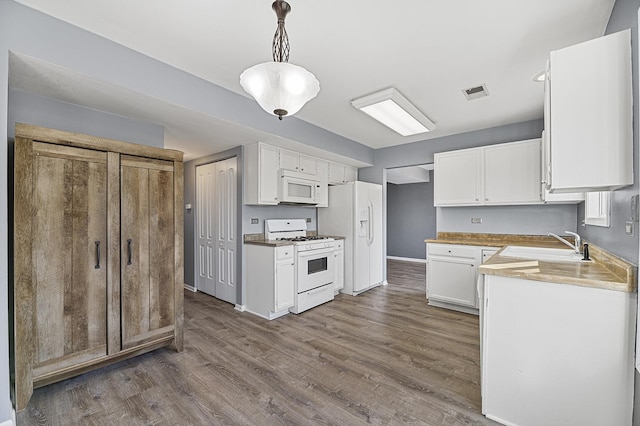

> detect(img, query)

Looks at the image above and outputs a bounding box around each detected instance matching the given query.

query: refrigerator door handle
[367,201,374,246]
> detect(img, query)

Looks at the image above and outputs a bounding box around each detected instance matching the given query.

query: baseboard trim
[387,256,426,263]
[0,409,16,426]
[183,284,196,292]
[234,304,246,312]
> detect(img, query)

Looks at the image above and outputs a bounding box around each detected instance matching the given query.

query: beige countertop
[426,232,636,293]
[425,232,575,249]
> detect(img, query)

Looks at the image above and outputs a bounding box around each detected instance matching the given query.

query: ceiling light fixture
[240,0,319,120]
[532,70,546,82]
[351,88,435,136]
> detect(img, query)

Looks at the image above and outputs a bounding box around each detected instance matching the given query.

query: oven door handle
[297,247,335,258]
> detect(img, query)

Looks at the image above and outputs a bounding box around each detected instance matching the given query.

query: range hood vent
[462,84,489,101]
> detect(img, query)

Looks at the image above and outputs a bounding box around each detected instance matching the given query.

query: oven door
[296,247,335,293]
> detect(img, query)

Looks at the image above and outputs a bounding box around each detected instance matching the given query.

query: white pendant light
[240,0,319,120]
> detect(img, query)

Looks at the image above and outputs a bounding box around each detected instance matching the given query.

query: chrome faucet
[547,231,581,254]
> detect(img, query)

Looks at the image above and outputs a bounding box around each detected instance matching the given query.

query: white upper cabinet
[329,162,357,185]
[316,160,329,208]
[279,149,317,175]
[546,29,633,193]
[484,140,541,205]
[244,142,279,205]
[434,148,483,205]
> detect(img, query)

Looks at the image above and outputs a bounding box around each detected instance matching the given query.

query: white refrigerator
[318,181,383,295]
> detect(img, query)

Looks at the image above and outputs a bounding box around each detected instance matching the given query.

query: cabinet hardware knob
[485,198,489,201]
[475,198,479,201]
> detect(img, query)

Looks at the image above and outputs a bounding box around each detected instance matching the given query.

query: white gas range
[265,219,335,314]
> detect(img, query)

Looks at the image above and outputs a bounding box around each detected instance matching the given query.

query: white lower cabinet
[334,240,344,293]
[246,244,295,320]
[480,275,635,425]
[426,243,497,314]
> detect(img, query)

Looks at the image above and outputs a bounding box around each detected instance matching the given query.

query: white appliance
[317,181,383,295]
[278,170,321,205]
[264,219,335,313]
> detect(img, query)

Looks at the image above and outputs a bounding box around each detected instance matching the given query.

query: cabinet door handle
[127,239,133,265]
[94,241,101,269]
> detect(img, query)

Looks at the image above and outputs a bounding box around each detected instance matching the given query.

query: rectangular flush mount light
[351,88,435,136]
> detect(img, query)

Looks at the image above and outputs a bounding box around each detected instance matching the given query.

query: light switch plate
[626,221,634,235]
[306,217,312,223]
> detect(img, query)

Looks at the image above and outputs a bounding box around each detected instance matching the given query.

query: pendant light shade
[240,62,319,119]
[240,0,319,120]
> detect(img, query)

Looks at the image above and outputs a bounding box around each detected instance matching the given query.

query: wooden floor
[18,260,497,425]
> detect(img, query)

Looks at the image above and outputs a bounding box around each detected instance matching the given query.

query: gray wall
[578,0,640,264]
[437,205,577,235]
[387,178,436,260]
[8,88,164,145]
[359,119,545,184]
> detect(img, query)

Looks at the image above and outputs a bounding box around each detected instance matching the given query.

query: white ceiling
[12,0,615,160]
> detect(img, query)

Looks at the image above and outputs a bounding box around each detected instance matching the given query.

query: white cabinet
[546,29,632,193]
[434,149,482,205]
[329,162,357,185]
[426,243,491,314]
[434,140,543,206]
[245,244,295,320]
[333,240,344,293]
[316,160,329,208]
[275,247,295,312]
[280,149,317,175]
[482,249,498,263]
[483,140,541,204]
[480,275,634,425]
[244,142,279,205]
[540,131,584,204]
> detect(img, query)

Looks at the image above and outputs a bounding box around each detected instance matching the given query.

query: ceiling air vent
[462,84,489,101]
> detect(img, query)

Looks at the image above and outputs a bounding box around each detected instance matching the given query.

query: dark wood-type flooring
[18,260,497,425]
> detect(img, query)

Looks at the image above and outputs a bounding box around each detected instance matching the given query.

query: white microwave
[278,170,320,205]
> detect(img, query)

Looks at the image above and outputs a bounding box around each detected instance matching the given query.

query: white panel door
[196,162,216,296]
[368,183,383,286]
[214,157,237,304]
[353,182,370,292]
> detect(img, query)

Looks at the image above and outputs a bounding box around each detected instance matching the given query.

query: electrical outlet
[471,218,482,224]
[251,218,259,224]
[306,217,312,223]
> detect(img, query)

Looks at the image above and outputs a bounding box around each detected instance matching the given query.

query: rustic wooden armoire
[13,124,184,410]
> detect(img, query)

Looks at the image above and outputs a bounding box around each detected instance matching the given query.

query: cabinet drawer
[295,284,334,314]
[276,246,294,260]
[428,244,477,258]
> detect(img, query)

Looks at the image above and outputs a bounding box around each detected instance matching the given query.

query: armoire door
[214,157,237,304]
[196,162,216,296]
[30,142,109,377]
[121,155,176,349]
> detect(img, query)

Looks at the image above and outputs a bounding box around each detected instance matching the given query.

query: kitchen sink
[500,246,587,263]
